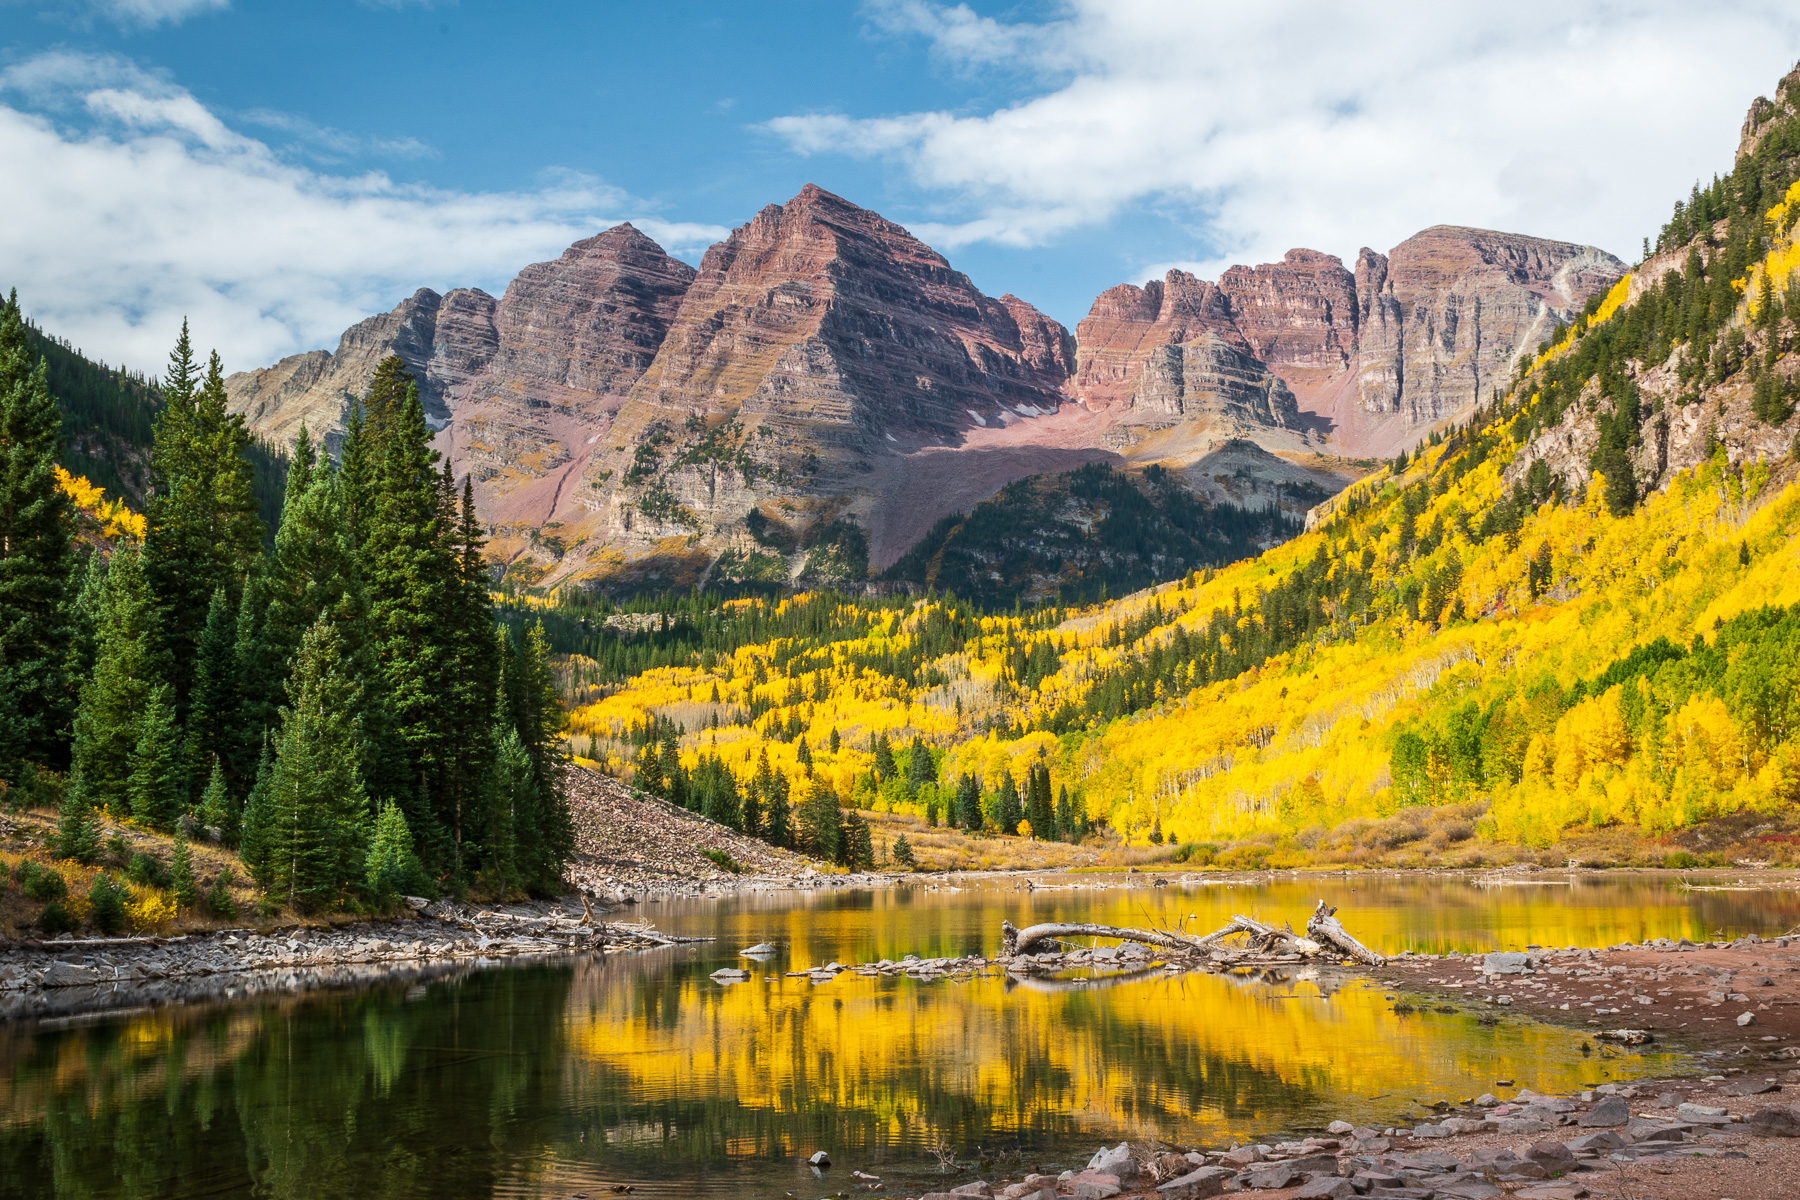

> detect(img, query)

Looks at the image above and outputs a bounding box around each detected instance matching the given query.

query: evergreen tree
[485,722,531,894]
[504,620,572,894]
[127,684,183,829]
[169,831,197,907]
[197,758,233,839]
[740,775,763,839]
[69,541,161,815]
[184,588,237,786]
[237,746,275,881]
[633,742,664,797]
[872,733,896,779]
[0,290,77,773]
[356,360,460,869]
[143,333,263,719]
[893,833,915,868]
[262,618,371,910]
[905,737,936,797]
[64,549,106,698]
[1024,763,1053,835]
[994,772,1022,835]
[764,773,792,849]
[53,770,101,863]
[955,772,983,831]
[828,727,840,754]
[366,801,428,901]
[796,780,843,862]
[1055,784,1075,842]
[840,809,874,868]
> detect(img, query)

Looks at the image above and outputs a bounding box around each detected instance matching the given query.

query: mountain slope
[223,193,1622,596]
[556,59,1800,870]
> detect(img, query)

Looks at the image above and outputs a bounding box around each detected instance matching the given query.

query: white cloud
[774,1,1800,282]
[85,0,229,29]
[0,53,729,376]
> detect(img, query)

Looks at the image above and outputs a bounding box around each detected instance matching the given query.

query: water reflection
[2,873,1793,1200]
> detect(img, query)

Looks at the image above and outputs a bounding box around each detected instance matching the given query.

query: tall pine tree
[254,617,371,911]
[0,290,76,773]
[143,329,262,726]
[68,541,162,815]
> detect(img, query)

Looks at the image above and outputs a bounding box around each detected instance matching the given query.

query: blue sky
[5,1,1800,375]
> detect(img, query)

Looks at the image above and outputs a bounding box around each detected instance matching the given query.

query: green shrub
[36,900,79,936]
[127,852,169,890]
[169,835,196,907]
[1171,842,1217,865]
[207,868,238,918]
[703,848,743,874]
[88,873,127,935]
[19,861,67,902]
[1664,850,1698,869]
[104,834,130,864]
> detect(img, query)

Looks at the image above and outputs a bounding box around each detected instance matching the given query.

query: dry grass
[2,803,334,940]
[862,809,1103,872]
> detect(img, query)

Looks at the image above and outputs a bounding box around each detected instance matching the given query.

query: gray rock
[40,962,99,988]
[1578,1096,1630,1127]
[1724,1078,1779,1096]
[1290,1178,1353,1198]
[1482,951,1530,975]
[1238,1165,1299,1189]
[1086,1144,1136,1183]
[1677,1103,1731,1124]
[1410,1122,1453,1138]
[1565,1131,1626,1152]
[1282,1153,1339,1176]
[1738,1011,1757,1027]
[1155,1165,1233,1199]
[1748,1104,1800,1137]
[949,1184,993,1198]
[740,943,777,955]
[806,1150,830,1166]
[1326,1119,1355,1135]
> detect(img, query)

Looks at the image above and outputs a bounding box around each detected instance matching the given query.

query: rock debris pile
[564,769,822,897]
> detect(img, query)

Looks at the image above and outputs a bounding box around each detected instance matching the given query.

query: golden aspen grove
[547,123,1800,874]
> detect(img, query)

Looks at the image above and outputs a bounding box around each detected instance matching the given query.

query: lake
[5,871,1798,1199]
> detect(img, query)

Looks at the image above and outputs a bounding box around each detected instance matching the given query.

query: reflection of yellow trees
[562,959,1671,1150]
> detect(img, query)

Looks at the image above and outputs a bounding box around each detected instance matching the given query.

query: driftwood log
[1305,899,1386,965]
[1002,899,1385,968]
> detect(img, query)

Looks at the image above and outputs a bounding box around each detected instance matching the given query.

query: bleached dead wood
[1003,920,1206,957]
[1306,899,1386,966]
[1001,903,1382,968]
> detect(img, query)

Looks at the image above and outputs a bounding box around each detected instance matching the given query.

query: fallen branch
[1306,899,1387,966]
[1000,903,1384,968]
[1003,920,1206,957]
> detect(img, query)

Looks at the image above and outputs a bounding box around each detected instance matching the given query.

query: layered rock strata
[1073,229,1626,457]
[575,185,1083,569]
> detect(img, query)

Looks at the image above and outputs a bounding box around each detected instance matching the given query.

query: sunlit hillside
[547,66,1800,873]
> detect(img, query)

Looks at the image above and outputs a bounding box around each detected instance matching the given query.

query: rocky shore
[1377,931,1800,1055]
[875,1075,1800,1200]
[0,897,694,1023]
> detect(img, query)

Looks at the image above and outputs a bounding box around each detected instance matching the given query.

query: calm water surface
[5,872,1798,1200]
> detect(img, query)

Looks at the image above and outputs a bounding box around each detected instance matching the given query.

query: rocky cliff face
[572,185,1083,578]
[227,287,497,452]
[226,225,694,527]
[1354,226,1624,426]
[1073,228,1625,458]
[227,187,1620,591]
[435,225,695,526]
